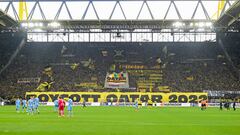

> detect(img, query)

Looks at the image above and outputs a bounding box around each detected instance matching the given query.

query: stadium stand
[0,33,239,99]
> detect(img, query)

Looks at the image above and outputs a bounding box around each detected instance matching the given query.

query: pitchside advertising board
[26,92,207,103]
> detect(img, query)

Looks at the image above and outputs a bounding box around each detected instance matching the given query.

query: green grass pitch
[0,106,239,135]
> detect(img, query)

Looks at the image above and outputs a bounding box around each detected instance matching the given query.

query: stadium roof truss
[0,9,17,29]
[215,0,240,32]
[0,0,238,42]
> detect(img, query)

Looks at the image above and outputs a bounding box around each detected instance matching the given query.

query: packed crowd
[0,34,239,99]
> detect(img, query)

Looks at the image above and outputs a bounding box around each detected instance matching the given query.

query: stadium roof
[214,0,240,32]
[0,9,17,29]
[0,0,236,22]
[0,0,237,31]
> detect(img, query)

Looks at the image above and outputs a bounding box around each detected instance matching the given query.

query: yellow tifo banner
[26,92,207,103]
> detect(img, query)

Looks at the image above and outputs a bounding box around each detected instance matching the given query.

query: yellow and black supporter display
[26,92,208,103]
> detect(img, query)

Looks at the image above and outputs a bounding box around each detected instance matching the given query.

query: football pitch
[0,106,239,135]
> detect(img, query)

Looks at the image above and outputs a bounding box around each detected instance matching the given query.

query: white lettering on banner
[17,77,40,83]
[181,103,191,107]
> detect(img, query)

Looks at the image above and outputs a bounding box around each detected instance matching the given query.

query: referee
[233,100,236,111]
[220,101,223,110]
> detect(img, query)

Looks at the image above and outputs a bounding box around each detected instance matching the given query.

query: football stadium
[0,0,240,135]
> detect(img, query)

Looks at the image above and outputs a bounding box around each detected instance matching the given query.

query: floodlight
[48,22,60,27]
[205,22,212,27]
[173,22,185,28]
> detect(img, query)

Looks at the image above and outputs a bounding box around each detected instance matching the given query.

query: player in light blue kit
[22,98,27,112]
[33,96,40,114]
[68,97,73,117]
[134,99,139,111]
[54,99,58,112]
[27,96,34,115]
[15,98,21,113]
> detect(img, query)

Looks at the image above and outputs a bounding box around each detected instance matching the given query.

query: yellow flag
[70,63,79,70]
